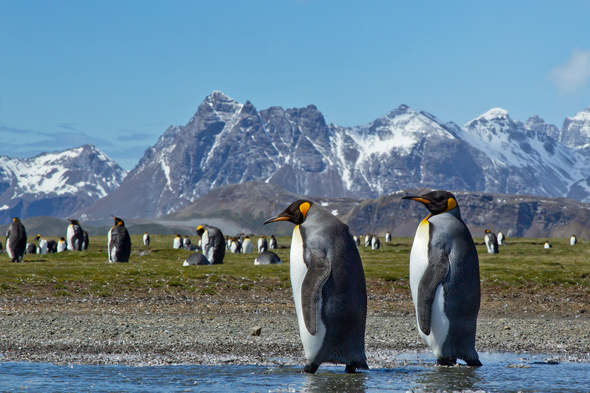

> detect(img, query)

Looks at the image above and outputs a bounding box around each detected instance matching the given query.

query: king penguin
[57,237,67,252]
[258,236,268,253]
[484,230,499,254]
[385,231,392,242]
[197,224,225,265]
[254,251,282,265]
[364,235,372,247]
[269,235,277,250]
[47,239,57,253]
[26,242,36,254]
[544,240,552,249]
[371,235,380,250]
[242,236,253,253]
[6,217,27,262]
[570,235,577,246]
[36,234,48,255]
[108,216,132,263]
[402,190,482,367]
[497,231,505,246]
[66,219,83,251]
[82,231,89,250]
[183,236,192,248]
[173,234,182,249]
[264,199,368,374]
[143,232,150,246]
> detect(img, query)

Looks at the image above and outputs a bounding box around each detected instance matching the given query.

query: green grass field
[1,235,589,298]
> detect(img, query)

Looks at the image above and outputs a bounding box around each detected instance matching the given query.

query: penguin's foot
[345,365,357,373]
[436,358,457,366]
[465,358,483,367]
[302,363,319,374]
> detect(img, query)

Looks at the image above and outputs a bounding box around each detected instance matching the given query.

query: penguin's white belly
[107,228,113,262]
[290,226,326,362]
[173,239,181,249]
[409,220,450,359]
[67,226,75,251]
[6,238,13,259]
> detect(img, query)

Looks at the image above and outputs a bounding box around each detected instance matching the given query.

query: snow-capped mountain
[0,144,126,224]
[560,106,590,148]
[76,92,590,221]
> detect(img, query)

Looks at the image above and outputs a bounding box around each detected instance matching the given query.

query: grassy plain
[1,235,589,302]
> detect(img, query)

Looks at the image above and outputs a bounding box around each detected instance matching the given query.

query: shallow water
[0,353,589,392]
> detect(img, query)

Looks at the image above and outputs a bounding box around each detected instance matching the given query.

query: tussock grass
[1,234,589,298]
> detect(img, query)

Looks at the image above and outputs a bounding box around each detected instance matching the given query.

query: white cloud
[548,48,590,94]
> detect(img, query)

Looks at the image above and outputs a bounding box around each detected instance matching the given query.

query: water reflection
[416,366,483,392]
[302,371,368,393]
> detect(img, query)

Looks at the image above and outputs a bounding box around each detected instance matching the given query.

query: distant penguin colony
[544,241,552,249]
[258,236,267,253]
[254,251,282,265]
[143,232,150,246]
[570,235,577,246]
[242,236,253,253]
[183,252,210,266]
[66,219,83,251]
[484,230,499,254]
[173,234,183,249]
[57,237,67,252]
[197,224,225,265]
[497,231,505,246]
[265,199,368,374]
[269,235,277,250]
[402,190,482,366]
[6,217,27,262]
[36,234,48,255]
[108,216,132,263]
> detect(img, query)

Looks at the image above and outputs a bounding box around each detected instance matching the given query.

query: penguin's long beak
[401,196,431,205]
[263,214,290,225]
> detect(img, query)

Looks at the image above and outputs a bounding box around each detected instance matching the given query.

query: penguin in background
[226,236,233,251]
[108,216,131,263]
[6,217,27,262]
[57,237,67,252]
[353,236,360,247]
[183,236,191,249]
[230,237,242,253]
[484,230,499,254]
[258,236,268,253]
[402,190,482,367]
[36,235,48,255]
[570,235,577,246]
[183,252,210,266]
[497,232,505,246]
[254,251,282,265]
[26,242,36,254]
[66,219,83,251]
[47,239,57,253]
[364,235,372,247]
[143,232,150,246]
[371,235,380,250]
[269,235,278,250]
[82,231,89,250]
[173,234,182,249]
[544,240,552,249]
[242,236,253,253]
[385,231,392,242]
[264,199,368,374]
[197,224,225,265]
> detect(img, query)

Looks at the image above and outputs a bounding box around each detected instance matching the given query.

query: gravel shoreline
[1,295,589,367]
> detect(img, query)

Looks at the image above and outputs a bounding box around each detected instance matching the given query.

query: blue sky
[1,1,590,170]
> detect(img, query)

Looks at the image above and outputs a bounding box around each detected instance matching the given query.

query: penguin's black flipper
[417,248,450,335]
[301,249,331,335]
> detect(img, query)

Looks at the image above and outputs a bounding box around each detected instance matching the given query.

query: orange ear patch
[445,198,457,212]
[299,202,310,218]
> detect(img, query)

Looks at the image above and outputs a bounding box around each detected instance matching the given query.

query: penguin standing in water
[242,236,253,253]
[269,235,278,250]
[82,231,89,250]
[385,231,392,242]
[497,232,505,246]
[484,230,499,254]
[371,236,380,250]
[197,224,225,265]
[36,235,48,254]
[108,216,131,263]
[264,200,368,374]
[570,235,577,246]
[402,191,482,366]
[66,219,83,251]
[143,232,150,246]
[57,237,67,252]
[258,236,268,253]
[6,217,27,262]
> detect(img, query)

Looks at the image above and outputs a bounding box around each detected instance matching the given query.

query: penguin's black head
[402,190,458,215]
[13,217,21,223]
[264,199,312,226]
[485,229,491,234]
[36,234,41,240]
[196,225,205,237]
[68,219,79,225]
[60,237,65,241]
[111,215,125,226]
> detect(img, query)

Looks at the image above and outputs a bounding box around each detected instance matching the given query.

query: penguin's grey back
[109,226,131,262]
[7,220,27,261]
[254,251,282,265]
